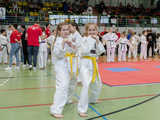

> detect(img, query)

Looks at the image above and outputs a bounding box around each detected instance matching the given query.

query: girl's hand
[92,35,99,44]
[72,39,76,43]
[65,41,76,49]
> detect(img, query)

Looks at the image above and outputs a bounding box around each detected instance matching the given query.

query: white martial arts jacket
[69,31,82,56]
[102,32,118,48]
[118,37,129,51]
[53,36,80,76]
[140,35,147,44]
[0,34,8,45]
[0,34,8,50]
[79,36,105,83]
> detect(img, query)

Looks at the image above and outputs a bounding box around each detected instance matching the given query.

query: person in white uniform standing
[38,27,48,70]
[46,30,56,64]
[102,27,118,62]
[50,22,80,118]
[155,33,160,55]
[0,29,8,64]
[140,30,148,60]
[78,23,105,117]
[69,22,82,84]
[128,32,140,59]
[118,32,130,62]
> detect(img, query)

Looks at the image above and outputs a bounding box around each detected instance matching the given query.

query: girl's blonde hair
[84,23,98,36]
[56,22,69,37]
[52,22,69,51]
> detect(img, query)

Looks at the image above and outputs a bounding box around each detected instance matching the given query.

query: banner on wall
[49,15,68,25]
[100,16,109,24]
[0,7,6,20]
[151,18,158,24]
[49,15,98,25]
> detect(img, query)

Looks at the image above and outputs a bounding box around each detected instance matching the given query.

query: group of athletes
[0,21,160,118]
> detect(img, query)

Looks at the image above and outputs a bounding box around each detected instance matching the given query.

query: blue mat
[156,66,160,68]
[105,67,140,72]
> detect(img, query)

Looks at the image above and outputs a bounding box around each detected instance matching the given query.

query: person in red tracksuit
[27,23,42,70]
[5,24,21,70]
[45,24,51,38]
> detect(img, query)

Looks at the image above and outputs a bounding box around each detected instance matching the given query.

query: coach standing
[27,23,42,70]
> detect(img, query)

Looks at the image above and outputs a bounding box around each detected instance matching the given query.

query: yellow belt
[83,56,99,83]
[65,52,78,78]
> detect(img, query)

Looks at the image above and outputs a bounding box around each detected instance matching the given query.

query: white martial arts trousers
[50,56,78,114]
[140,44,147,59]
[107,41,116,62]
[78,58,102,113]
[118,44,127,61]
[38,43,48,68]
[128,45,138,59]
[0,46,8,63]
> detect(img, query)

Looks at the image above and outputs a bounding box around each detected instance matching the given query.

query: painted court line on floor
[0,86,55,92]
[74,94,108,120]
[0,94,156,110]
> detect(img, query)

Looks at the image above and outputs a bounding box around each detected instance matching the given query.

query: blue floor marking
[105,67,140,72]
[74,94,108,120]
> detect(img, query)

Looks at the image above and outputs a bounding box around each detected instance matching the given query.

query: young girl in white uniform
[69,22,82,84]
[118,32,130,62]
[102,28,118,62]
[155,34,160,55]
[38,27,48,69]
[50,22,80,118]
[78,23,105,117]
[46,30,55,64]
[140,31,148,60]
[0,29,8,64]
[128,32,139,59]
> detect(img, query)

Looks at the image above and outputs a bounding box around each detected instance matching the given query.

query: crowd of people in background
[1,0,160,16]
[0,22,159,71]
[0,0,160,25]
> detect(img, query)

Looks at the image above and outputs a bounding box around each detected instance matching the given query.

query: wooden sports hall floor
[0,56,160,120]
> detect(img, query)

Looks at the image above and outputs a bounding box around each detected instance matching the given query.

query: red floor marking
[0,104,52,109]
[0,94,156,110]
[0,86,55,92]
[99,94,155,101]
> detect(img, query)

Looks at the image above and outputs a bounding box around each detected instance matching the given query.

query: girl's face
[87,25,98,36]
[121,34,125,38]
[60,25,70,38]
[2,31,6,36]
[69,24,76,33]
[144,31,147,36]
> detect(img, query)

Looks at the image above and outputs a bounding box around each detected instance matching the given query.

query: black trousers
[22,45,28,65]
[28,46,39,67]
[147,42,154,57]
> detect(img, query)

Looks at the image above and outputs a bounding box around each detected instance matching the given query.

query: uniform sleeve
[102,34,107,41]
[113,34,118,41]
[116,38,121,45]
[46,35,55,45]
[74,32,82,55]
[0,36,2,45]
[96,41,105,56]
[102,34,108,45]
[53,38,66,59]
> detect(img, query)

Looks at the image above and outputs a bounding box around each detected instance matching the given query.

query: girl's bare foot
[50,113,64,118]
[79,113,88,117]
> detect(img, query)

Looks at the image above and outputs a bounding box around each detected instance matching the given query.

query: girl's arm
[53,38,66,59]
